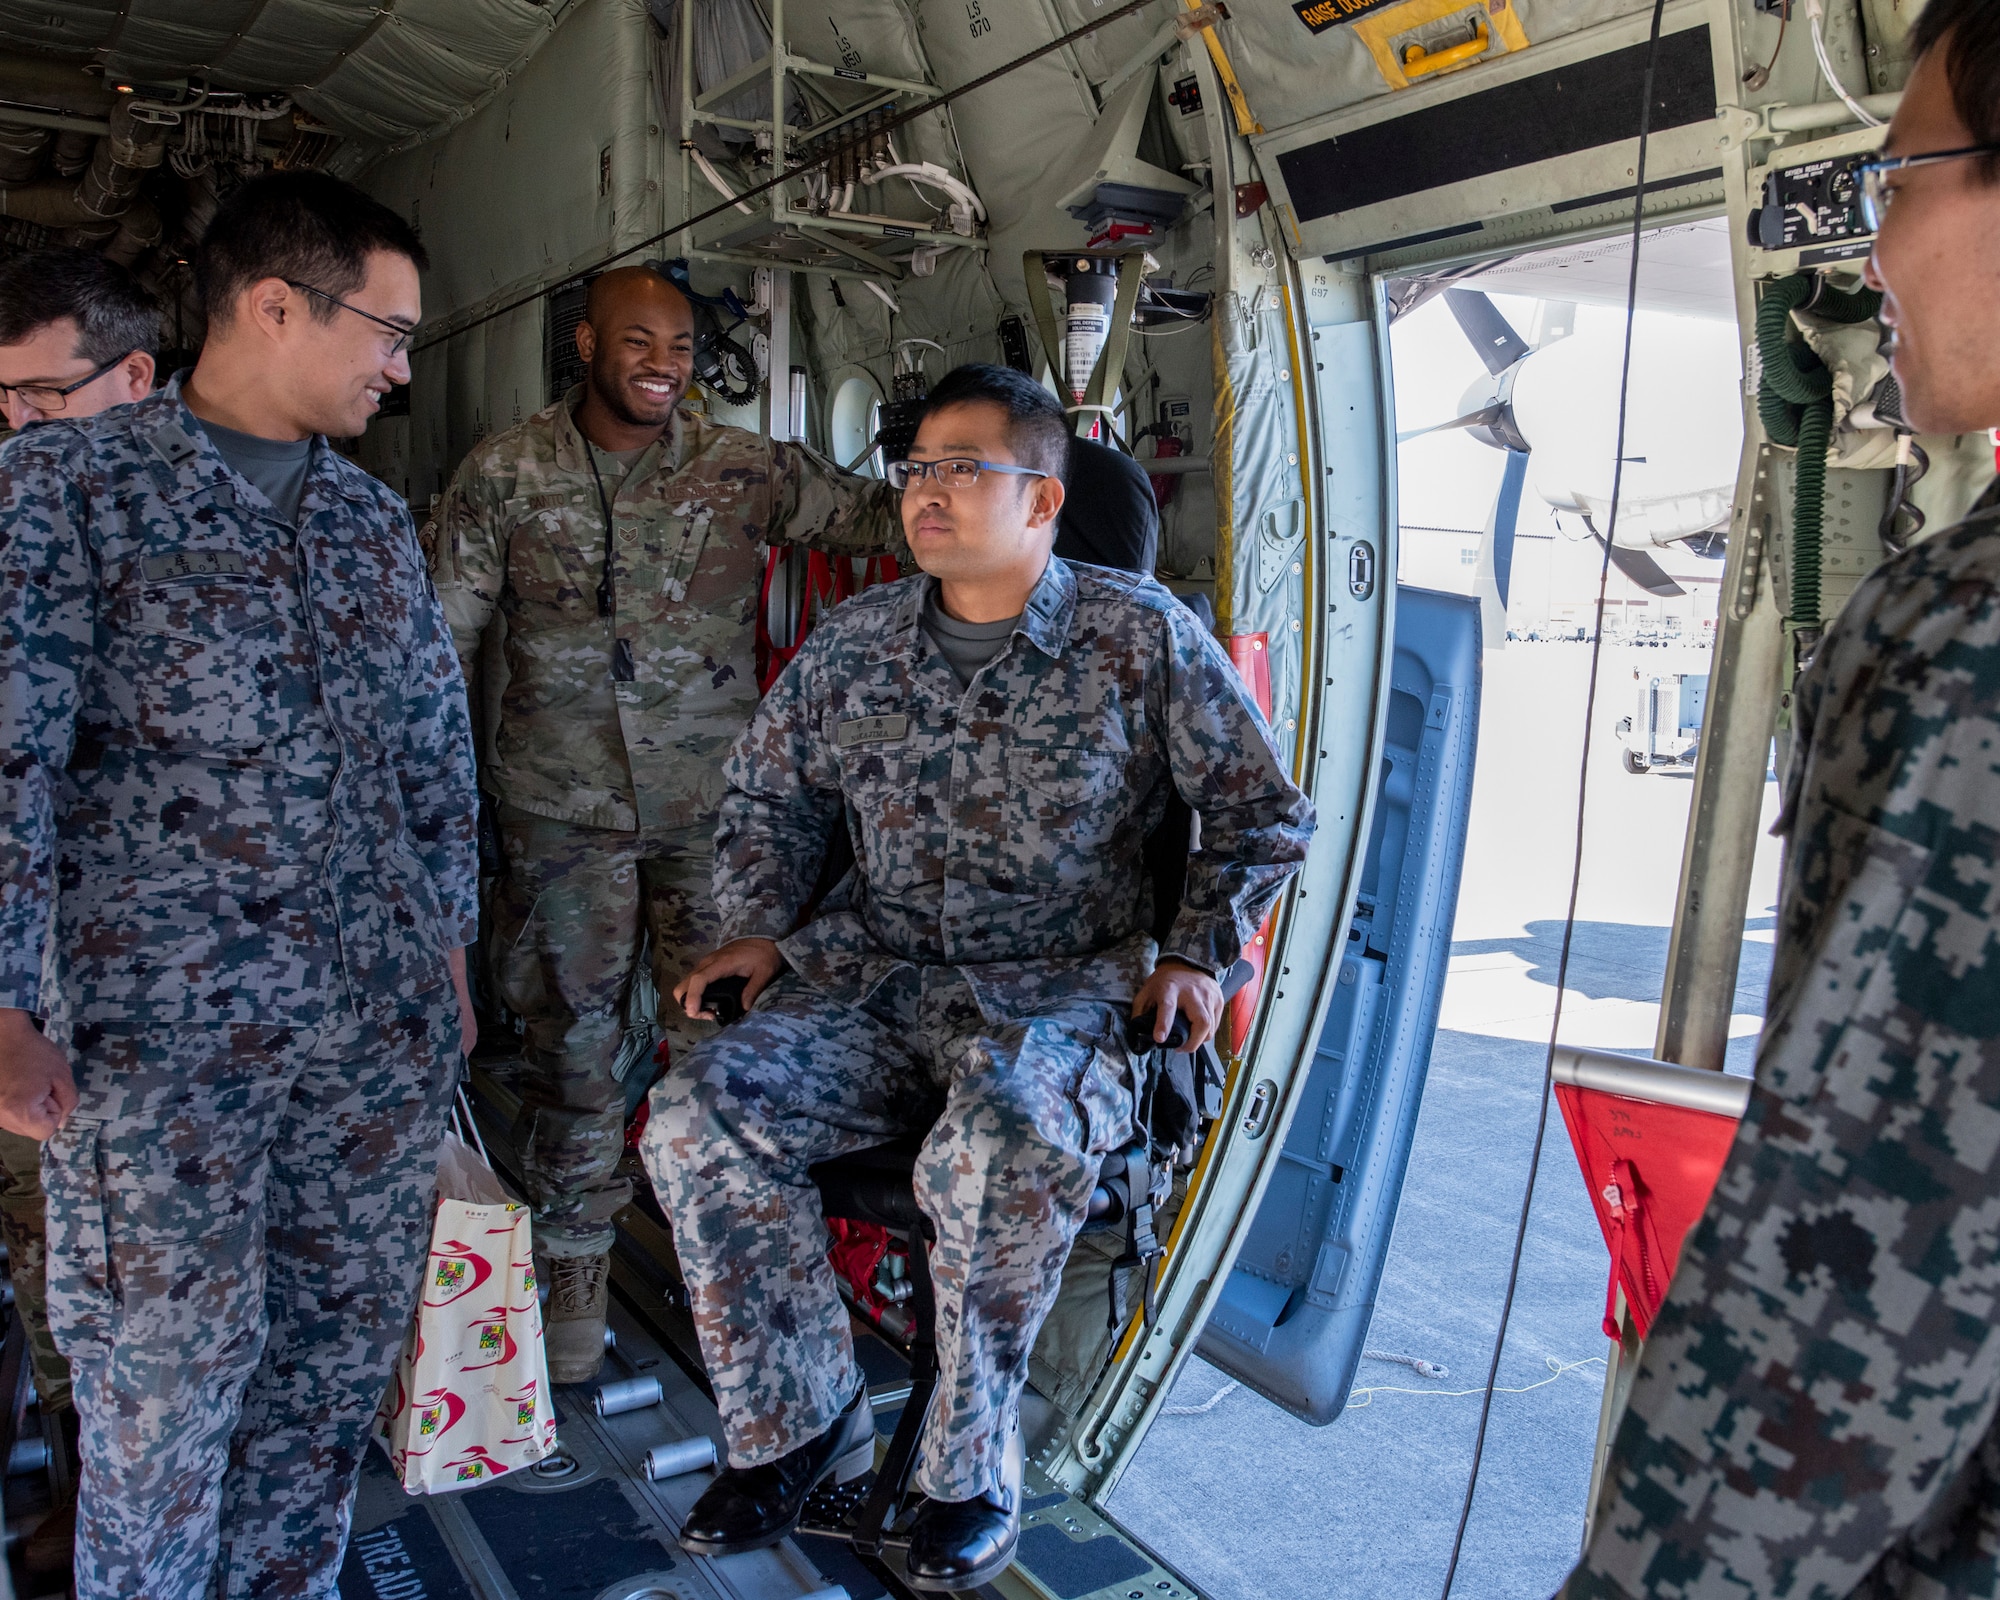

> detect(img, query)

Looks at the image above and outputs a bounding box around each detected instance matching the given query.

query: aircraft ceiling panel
[905,0,1105,311]
[1465,218,1739,321]
[1251,2,1727,263]
[0,0,573,148]
[1216,0,1662,144]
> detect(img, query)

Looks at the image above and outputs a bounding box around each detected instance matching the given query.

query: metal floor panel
[438,1058,1209,1600]
[339,1300,888,1600]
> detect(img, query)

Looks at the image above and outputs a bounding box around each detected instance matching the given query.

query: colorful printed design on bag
[445,1444,509,1483]
[462,1309,518,1372]
[412,1387,466,1444]
[423,1238,494,1307]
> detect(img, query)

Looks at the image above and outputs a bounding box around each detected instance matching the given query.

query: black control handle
[701,975,749,1026]
[1126,1007,1192,1055]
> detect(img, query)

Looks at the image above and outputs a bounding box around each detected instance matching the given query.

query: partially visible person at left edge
[0,244,160,1581]
[0,170,479,1597]
[0,245,156,439]
[1562,3,2000,1595]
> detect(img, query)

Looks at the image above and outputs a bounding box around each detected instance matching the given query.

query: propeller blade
[1396,404,1504,443]
[1444,288,1532,377]
[1535,300,1578,349]
[1603,538,1686,598]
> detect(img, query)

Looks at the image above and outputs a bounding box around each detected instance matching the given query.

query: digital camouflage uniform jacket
[432,390,902,833]
[718,556,1316,1020]
[0,377,479,1026]
[1565,480,2000,1600]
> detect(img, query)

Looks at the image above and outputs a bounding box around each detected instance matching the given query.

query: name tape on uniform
[836,714,910,748]
[141,550,249,583]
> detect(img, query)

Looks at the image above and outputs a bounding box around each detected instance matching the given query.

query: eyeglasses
[0,353,131,412]
[284,280,418,356]
[1858,144,2000,231]
[885,457,1050,491]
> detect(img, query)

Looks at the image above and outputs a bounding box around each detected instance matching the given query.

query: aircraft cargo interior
[0,0,1992,1596]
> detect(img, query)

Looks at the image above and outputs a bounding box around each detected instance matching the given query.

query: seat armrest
[702,975,749,1026]
[1124,958,1260,1054]
[1218,959,1256,1001]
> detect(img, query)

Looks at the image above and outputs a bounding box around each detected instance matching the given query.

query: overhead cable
[1437,0,1670,1592]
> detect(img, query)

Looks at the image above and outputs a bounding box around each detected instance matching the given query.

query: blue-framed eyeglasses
[285,280,419,356]
[886,457,1050,491]
[1858,144,2000,232]
[0,353,131,411]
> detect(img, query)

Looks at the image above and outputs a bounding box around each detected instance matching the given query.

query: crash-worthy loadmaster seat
[701,791,1250,1562]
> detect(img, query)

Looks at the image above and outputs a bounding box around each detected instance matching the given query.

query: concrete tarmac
[1107,640,1782,1600]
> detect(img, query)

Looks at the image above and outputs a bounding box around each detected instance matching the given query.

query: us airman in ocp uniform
[431,266,903,1378]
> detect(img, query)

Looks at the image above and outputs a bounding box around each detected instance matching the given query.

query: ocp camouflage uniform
[1562,481,2000,1600]
[433,389,900,1257]
[0,377,479,1598]
[643,557,1314,1501]
[0,1125,67,1413]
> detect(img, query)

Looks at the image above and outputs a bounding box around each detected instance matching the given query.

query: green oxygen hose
[1755,274,1882,629]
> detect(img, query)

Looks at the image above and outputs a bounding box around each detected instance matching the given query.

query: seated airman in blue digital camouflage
[643,364,1315,1591]
[0,173,479,1597]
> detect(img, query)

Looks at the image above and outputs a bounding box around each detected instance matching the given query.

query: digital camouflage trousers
[642,966,1134,1502]
[42,991,459,1600]
[493,806,720,1258]
[0,1124,68,1413]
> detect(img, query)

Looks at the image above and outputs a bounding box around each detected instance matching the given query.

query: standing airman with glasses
[0,247,156,439]
[1563,4,2000,1595]
[0,173,479,1596]
[0,245,160,1583]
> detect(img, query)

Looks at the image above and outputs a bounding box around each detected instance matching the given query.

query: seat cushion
[809,1137,933,1236]
[809,1138,1123,1238]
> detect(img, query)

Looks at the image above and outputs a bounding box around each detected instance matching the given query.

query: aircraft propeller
[1403,286,1728,621]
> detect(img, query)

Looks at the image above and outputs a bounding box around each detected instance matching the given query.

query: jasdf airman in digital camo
[647,366,1314,1592]
[0,241,165,1581]
[0,174,478,1597]
[430,266,904,1380]
[1562,6,2000,1595]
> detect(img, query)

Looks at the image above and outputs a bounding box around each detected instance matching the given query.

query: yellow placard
[1352,0,1531,90]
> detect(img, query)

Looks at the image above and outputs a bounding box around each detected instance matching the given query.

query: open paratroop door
[1200,586,1480,1422]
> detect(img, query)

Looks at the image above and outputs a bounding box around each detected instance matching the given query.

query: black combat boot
[903,1417,1024,1591]
[677,1387,874,1557]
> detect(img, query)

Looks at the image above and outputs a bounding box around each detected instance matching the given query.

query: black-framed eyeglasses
[885,457,1050,491]
[0,353,131,412]
[1858,144,2000,231]
[284,280,418,356]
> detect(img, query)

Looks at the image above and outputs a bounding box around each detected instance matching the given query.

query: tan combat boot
[543,1252,611,1384]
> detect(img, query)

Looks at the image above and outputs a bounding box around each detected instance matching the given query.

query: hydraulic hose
[1755,273,1881,628]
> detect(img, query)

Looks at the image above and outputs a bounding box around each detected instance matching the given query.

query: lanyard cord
[584,442,638,682]
[585,440,617,620]
[1436,0,1669,1592]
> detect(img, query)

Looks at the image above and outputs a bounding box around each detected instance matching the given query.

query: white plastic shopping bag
[373,1092,559,1492]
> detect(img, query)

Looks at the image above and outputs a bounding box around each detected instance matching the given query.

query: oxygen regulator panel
[1745,125,1888,276]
